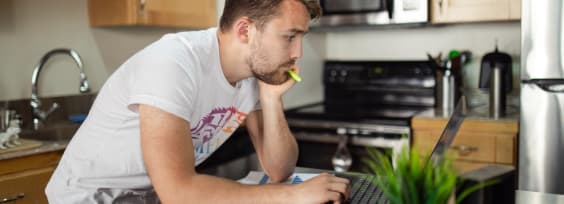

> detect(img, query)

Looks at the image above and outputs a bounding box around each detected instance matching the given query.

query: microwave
[312,0,428,27]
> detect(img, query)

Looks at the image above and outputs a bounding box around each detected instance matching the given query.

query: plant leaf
[455,179,501,204]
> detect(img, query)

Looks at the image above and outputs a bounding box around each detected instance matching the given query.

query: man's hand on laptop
[290,173,350,204]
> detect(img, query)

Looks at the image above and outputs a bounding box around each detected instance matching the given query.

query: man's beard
[247,41,295,85]
[250,60,295,85]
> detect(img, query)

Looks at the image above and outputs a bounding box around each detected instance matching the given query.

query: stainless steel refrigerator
[518,0,564,202]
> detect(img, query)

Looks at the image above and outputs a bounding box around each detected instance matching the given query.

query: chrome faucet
[31,48,90,130]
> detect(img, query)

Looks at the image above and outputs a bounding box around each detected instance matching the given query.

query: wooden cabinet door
[411,117,518,173]
[88,0,217,28]
[413,130,496,163]
[431,0,519,24]
[88,0,140,26]
[0,167,55,204]
[508,0,521,20]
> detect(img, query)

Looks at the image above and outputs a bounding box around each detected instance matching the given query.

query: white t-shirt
[46,28,260,203]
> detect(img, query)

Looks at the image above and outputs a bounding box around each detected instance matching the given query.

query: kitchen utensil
[433,50,471,115]
[437,56,463,114]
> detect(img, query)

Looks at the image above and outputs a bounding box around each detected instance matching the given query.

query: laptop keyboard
[336,173,389,204]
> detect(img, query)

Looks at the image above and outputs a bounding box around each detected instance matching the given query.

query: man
[46,0,350,203]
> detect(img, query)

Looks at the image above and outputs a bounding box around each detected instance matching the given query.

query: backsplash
[0,93,96,130]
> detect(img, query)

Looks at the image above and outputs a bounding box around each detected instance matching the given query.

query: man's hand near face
[257,65,301,99]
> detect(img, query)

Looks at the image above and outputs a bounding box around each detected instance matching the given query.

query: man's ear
[233,17,253,44]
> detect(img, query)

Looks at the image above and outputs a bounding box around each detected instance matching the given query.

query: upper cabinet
[88,0,217,28]
[430,0,521,24]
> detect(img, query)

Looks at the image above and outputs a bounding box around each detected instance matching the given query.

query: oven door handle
[293,132,408,148]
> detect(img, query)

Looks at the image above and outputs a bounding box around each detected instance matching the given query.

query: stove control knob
[330,70,338,76]
[336,70,347,83]
[337,128,347,135]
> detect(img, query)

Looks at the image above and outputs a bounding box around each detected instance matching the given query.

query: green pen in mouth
[287,70,302,82]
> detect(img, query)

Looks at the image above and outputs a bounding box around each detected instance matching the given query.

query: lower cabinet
[412,117,518,173]
[0,151,63,204]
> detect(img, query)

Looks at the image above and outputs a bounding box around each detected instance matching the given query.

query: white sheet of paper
[238,171,319,185]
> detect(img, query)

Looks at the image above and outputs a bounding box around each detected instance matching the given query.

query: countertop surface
[0,121,79,161]
[415,105,519,122]
[0,139,68,160]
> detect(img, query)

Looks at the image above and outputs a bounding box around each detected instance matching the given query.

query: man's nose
[290,39,303,60]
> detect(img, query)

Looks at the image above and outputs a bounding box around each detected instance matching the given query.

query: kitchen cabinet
[412,117,518,173]
[0,151,63,204]
[430,0,521,24]
[88,0,217,28]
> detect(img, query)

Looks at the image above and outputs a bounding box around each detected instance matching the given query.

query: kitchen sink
[19,122,80,142]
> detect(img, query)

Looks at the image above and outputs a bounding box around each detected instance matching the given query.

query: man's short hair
[219,0,322,32]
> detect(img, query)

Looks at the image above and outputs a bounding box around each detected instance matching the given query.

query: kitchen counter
[0,139,67,160]
[0,121,79,161]
[415,104,519,122]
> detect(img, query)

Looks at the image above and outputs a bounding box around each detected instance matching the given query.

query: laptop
[337,96,467,204]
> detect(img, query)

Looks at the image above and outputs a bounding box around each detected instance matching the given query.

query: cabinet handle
[138,0,147,21]
[140,0,146,10]
[0,193,25,203]
[139,0,146,13]
[451,145,478,156]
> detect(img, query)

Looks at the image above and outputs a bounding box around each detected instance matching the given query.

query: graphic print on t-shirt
[191,106,247,163]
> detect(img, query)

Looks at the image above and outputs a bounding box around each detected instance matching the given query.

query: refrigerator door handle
[522,79,564,93]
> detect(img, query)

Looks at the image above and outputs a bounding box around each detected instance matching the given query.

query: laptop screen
[428,96,467,166]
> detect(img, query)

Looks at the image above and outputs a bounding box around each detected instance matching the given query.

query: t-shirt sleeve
[126,36,198,123]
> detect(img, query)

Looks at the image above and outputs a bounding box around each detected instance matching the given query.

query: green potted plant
[362,146,497,204]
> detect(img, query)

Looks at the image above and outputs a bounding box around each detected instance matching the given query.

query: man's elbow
[154,174,198,203]
[268,174,290,183]
[266,169,294,183]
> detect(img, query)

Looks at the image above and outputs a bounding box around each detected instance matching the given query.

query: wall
[326,22,521,110]
[325,22,521,108]
[0,0,520,109]
[0,0,325,109]
[0,0,178,101]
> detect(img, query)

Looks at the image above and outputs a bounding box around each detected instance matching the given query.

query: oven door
[291,125,409,172]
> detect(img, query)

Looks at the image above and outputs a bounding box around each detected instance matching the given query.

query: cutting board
[0,139,43,155]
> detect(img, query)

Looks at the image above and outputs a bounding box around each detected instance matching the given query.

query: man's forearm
[165,174,294,203]
[259,98,299,182]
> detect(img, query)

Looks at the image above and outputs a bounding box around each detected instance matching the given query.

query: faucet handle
[32,102,59,130]
[45,102,60,118]
[35,102,59,120]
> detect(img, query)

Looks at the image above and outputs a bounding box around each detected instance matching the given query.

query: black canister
[479,47,513,119]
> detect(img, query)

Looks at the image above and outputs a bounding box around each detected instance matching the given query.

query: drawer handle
[0,193,24,203]
[451,145,478,156]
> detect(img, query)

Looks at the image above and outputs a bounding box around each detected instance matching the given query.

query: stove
[286,60,436,171]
